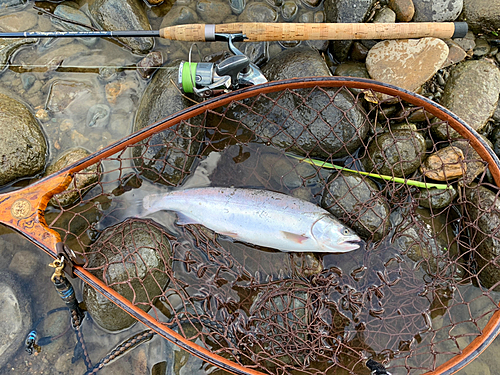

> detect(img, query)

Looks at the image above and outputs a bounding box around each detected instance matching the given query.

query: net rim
[2,76,500,375]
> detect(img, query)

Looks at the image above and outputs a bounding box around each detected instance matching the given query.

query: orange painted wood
[0,173,72,256]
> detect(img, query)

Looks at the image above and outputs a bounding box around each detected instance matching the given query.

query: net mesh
[42,84,500,374]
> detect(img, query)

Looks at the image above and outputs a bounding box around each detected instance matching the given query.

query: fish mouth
[339,239,364,252]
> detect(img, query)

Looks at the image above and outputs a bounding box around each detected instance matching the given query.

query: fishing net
[2,77,500,375]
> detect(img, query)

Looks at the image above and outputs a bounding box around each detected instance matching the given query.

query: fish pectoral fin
[175,212,199,225]
[281,231,309,244]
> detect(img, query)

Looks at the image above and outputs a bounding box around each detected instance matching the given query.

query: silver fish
[143,187,361,253]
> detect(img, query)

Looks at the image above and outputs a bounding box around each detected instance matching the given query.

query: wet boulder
[222,47,369,159]
[45,148,99,207]
[0,93,47,186]
[89,0,154,54]
[392,207,459,276]
[416,186,457,210]
[83,219,172,331]
[321,171,391,241]
[432,60,500,140]
[362,129,427,178]
[465,186,500,291]
[132,61,204,186]
[53,5,97,47]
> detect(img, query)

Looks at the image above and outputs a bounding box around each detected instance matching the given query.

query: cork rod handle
[160,22,468,42]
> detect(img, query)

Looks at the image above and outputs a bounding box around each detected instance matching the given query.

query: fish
[142,187,362,253]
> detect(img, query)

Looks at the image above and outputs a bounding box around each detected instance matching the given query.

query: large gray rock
[222,47,369,158]
[432,60,500,139]
[323,0,375,60]
[53,4,97,47]
[132,61,204,187]
[462,0,500,34]
[89,0,153,54]
[0,271,32,369]
[413,0,463,22]
[83,219,172,331]
[0,93,47,186]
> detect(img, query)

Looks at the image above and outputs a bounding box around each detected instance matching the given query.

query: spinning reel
[178,33,267,98]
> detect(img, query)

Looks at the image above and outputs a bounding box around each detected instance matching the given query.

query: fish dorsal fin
[281,231,309,244]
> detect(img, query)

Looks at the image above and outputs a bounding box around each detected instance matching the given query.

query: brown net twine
[43,80,500,375]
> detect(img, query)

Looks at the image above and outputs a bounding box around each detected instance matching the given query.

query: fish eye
[342,227,350,236]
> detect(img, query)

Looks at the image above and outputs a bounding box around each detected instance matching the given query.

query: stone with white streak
[366,38,449,93]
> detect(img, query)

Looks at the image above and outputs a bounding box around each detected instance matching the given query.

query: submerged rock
[465,186,500,291]
[83,219,172,331]
[362,129,427,178]
[322,171,391,241]
[392,207,459,276]
[53,5,96,47]
[0,37,36,72]
[222,47,369,159]
[0,271,32,369]
[89,0,154,54]
[0,93,47,186]
[132,61,204,186]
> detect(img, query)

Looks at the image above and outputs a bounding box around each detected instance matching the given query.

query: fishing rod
[0,21,469,41]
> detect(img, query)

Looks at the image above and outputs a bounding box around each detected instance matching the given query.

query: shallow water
[1,2,500,375]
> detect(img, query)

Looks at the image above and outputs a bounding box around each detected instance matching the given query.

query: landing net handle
[1,76,500,375]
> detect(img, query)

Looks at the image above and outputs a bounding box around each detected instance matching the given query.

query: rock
[420,146,466,181]
[243,41,269,66]
[442,40,467,68]
[0,11,37,32]
[322,171,391,241]
[0,0,27,14]
[160,5,198,27]
[452,139,488,184]
[413,0,463,22]
[89,0,154,54]
[83,219,172,331]
[301,0,321,7]
[373,6,397,23]
[224,47,369,159]
[260,153,322,190]
[137,51,163,79]
[432,60,500,139]
[0,271,32,369]
[230,0,246,14]
[132,61,204,186]
[388,0,415,22]
[0,37,36,71]
[0,93,47,186]
[366,38,449,94]
[334,61,370,79]
[87,104,111,128]
[417,186,457,209]
[324,0,375,60]
[473,39,491,57]
[465,186,500,291]
[281,1,299,21]
[45,148,99,207]
[350,41,370,61]
[8,250,39,277]
[53,5,96,47]
[362,129,427,178]
[196,0,232,23]
[46,80,95,113]
[453,30,476,53]
[392,207,459,276]
[238,2,278,22]
[462,0,500,34]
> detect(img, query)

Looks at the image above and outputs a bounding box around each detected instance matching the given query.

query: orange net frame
[2,77,500,375]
